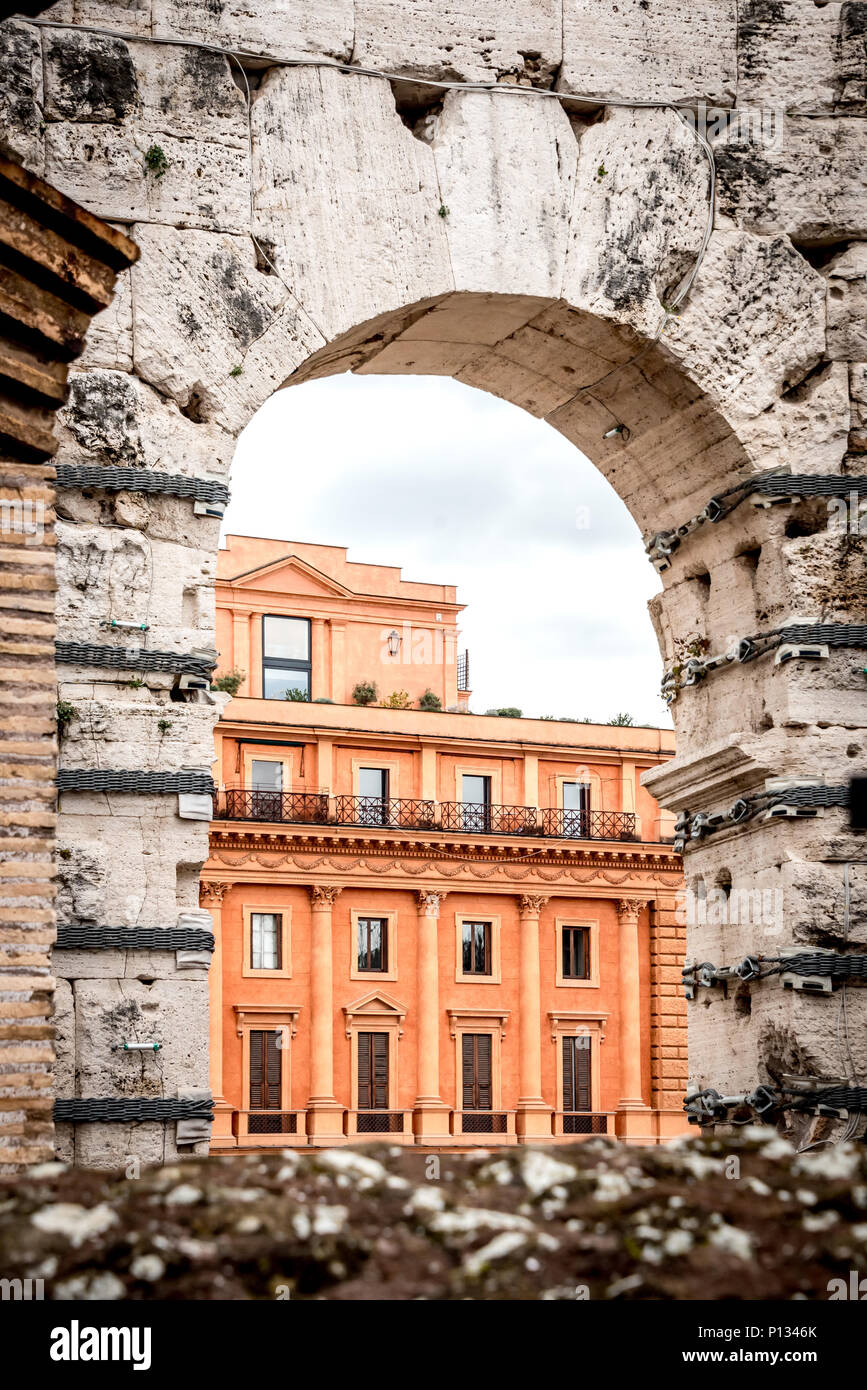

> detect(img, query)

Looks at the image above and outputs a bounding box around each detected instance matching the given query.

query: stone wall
[0,1,863,1161]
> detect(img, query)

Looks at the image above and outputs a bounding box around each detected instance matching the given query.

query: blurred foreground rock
[2,1131,867,1300]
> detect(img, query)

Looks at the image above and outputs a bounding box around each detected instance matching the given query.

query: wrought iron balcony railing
[332,795,437,830]
[440,801,540,835]
[222,789,330,824]
[217,790,642,843]
[541,807,639,841]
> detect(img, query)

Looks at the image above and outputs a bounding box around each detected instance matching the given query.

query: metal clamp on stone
[57,768,215,821]
[686,1075,867,1126]
[55,462,230,518]
[55,922,215,955]
[54,1097,214,1123]
[684,1084,778,1125]
[647,473,867,572]
[673,783,850,851]
[56,640,217,690]
[683,949,867,1000]
[663,624,867,703]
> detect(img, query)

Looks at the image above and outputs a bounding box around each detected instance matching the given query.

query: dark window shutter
[476,1033,492,1109]
[373,1032,388,1108]
[563,1036,591,1112]
[250,1029,282,1111]
[461,1033,475,1108]
[359,1031,389,1109]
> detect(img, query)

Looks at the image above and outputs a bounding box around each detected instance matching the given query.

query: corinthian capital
[199,880,230,906]
[519,894,549,915]
[310,884,342,908]
[616,897,649,923]
[417,890,447,917]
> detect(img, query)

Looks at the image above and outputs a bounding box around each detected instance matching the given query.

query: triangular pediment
[344,989,406,1018]
[227,554,353,599]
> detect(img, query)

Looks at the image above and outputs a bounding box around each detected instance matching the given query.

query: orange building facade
[204,536,687,1148]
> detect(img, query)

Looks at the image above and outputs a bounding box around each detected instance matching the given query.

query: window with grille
[358,1031,389,1110]
[562,925,590,980]
[461,920,492,975]
[562,1035,591,1112]
[251,912,281,970]
[461,1032,493,1110]
[357,917,388,972]
[249,1029,282,1111]
[262,615,311,699]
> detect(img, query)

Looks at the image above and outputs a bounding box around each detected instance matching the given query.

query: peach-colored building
[204,536,687,1148]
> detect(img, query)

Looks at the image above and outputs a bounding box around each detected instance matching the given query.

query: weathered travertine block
[79,266,134,373]
[737,0,867,115]
[58,698,218,773]
[57,798,209,926]
[354,0,561,84]
[55,520,217,651]
[74,978,209,1094]
[559,0,737,105]
[851,364,867,453]
[736,361,850,476]
[130,223,325,432]
[42,35,251,232]
[251,67,453,341]
[824,245,867,362]
[662,230,826,420]
[562,107,708,336]
[56,369,234,480]
[431,91,576,298]
[44,0,152,37]
[715,118,867,243]
[152,0,353,61]
[0,21,44,172]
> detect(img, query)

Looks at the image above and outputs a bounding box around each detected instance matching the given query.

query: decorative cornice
[447,1007,510,1040]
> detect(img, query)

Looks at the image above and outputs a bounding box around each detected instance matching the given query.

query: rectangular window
[251,760,282,791]
[249,1029,282,1111]
[562,780,590,837]
[461,920,492,976]
[562,1035,591,1112]
[251,912,281,970]
[358,1031,389,1110]
[461,1033,492,1110]
[262,615,311,700]
[461,773,491,832]
[562,925,590,981]
[358,767,389,826]
[357,917,388,972]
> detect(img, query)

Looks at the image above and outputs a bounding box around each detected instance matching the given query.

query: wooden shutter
[562,1036,591,1112]
[359,1031,389,1109]
[462,1033,492,1110]
[250,1029,282,1111]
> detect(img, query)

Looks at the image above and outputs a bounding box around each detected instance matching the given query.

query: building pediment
[227,553,354,599]
[343,990,407,1036]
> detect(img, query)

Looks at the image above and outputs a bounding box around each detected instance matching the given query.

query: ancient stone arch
[1,4,863,1163]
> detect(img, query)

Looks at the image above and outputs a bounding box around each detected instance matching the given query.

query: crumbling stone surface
[0,3,863,1164]
[2,1134,866,1299]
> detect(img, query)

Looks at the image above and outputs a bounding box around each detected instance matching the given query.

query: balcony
[440,801,539,835]
[222,789,330,824]
[332,794,436,831]
[216,791,643,843]
[541,808,639,842]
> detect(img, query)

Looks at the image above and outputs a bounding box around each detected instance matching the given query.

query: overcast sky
[223,373,671,728]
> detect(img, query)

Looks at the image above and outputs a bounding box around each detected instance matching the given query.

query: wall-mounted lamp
[602,423,631,442]
[387,630,401,657]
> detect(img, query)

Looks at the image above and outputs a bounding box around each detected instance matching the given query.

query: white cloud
[224,373,671,727]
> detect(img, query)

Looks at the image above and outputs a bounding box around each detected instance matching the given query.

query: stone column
[413,890,450,1142]
[310,618,326,699]
[516,894,552,1139]
[616,897,653,1142]
[199,881,234,1146]
[306,884,344,1139]
[232,613,251,695]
